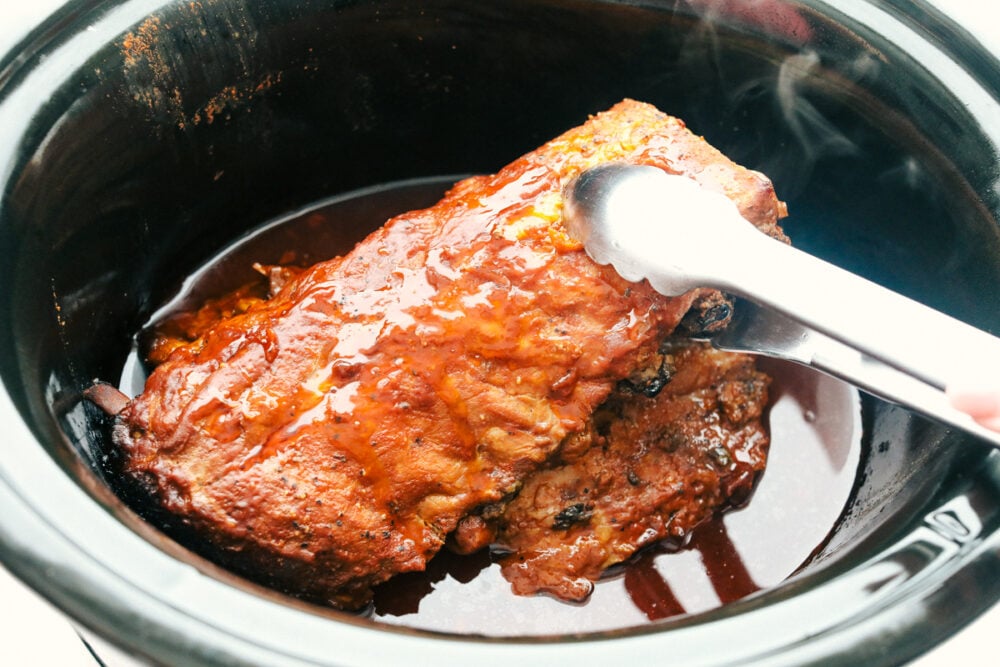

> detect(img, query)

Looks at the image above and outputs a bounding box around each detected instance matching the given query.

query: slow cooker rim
[2,0,1000,664]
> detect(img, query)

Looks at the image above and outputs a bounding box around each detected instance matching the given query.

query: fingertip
[947,387,1000,419]
[973,414,1000,433]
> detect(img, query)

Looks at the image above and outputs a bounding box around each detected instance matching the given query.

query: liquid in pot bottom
[116,177,862,636]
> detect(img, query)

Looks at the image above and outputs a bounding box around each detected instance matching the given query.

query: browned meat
[453,341,770,601]
[113,99,786,608]
[145,282,269,365]
[145,264,303,365]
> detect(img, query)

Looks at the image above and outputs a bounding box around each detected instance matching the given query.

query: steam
[675,1,892,198]
[719,45,868,198]
[774,51,859,165]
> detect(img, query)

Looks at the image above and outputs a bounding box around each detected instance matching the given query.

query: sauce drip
[624,519,761,622]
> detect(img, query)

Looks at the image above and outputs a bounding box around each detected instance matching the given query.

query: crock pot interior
[2,0,1000,664]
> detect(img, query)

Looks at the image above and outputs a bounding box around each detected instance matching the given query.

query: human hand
[949,387,1000,432]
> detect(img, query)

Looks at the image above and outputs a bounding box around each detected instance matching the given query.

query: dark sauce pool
[119,176,862,637]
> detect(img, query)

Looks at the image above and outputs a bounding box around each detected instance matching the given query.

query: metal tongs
[563,164,1000,448]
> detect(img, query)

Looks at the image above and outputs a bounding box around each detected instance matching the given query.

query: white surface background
[0,0,997,664]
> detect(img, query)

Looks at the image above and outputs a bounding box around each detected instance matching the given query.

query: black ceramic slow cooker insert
[1,1,999,665]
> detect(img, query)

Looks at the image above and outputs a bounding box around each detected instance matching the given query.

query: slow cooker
[2,0,999,664]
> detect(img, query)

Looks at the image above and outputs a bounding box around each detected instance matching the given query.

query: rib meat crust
[114,100,786,608]
[476,341,770,601]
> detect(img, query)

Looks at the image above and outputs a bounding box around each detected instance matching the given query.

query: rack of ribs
[109,99,786,608]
